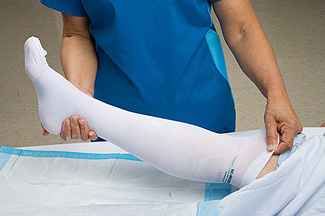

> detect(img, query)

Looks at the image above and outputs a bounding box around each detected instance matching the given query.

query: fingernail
[72,116,78,123]
[89,132,94,137]
[79,120,84,126]
[65,120,70,126]
[267,144,274,151]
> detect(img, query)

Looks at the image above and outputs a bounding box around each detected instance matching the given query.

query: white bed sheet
[0,127,323,215]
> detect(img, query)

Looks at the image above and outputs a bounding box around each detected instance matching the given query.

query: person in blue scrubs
[40,0,302,154]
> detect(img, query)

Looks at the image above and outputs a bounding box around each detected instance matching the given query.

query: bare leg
[256,155,279,179]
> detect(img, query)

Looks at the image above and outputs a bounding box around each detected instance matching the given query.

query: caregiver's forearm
[61,13,98,97]
[212,0,288,101]
[226,25,288,101]
[213,1,302,154]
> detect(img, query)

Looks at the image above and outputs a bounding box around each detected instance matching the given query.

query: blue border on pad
[0,146,228,215]
[0,146,141,161]
[200,183,230,215]
[197,200,221,216]
[204,183,231,201]
[0,152,11,172]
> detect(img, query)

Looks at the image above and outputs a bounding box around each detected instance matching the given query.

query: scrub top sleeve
[40,0,87,17]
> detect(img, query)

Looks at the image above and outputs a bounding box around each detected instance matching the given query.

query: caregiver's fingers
[61,118,72,141]
[79,119,98,141]
[273,120,303,154]
[60,116,98,142]
[265,120,278,152]
[79,119,90,141]
[273,127,295,154]
[70,115,81,140]
[89,130,98,141]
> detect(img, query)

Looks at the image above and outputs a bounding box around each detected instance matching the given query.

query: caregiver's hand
[264,98,303,154]
[42,116,98,141]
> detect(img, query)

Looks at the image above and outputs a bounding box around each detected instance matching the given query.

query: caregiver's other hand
[41,116,98,141]
[264,98,303,154]
[61,115,98,141]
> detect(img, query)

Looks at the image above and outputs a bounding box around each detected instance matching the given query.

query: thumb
[265,122,278,152]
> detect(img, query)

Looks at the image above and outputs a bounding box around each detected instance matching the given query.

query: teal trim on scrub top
[205,29,229,82]
[41,0,236,133]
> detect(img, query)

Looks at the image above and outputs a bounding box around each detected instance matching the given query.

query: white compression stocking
[25,36,277,188]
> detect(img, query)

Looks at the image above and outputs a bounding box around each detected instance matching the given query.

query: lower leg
[25,36,276,188]
[256,155,278,179]
[257,128,318,179]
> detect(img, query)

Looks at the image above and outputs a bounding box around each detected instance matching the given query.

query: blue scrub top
[41,0,236,133]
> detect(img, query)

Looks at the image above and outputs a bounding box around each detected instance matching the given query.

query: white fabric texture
[25,36,276,188]
[219,135,325,216]
[0,148,206,216]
